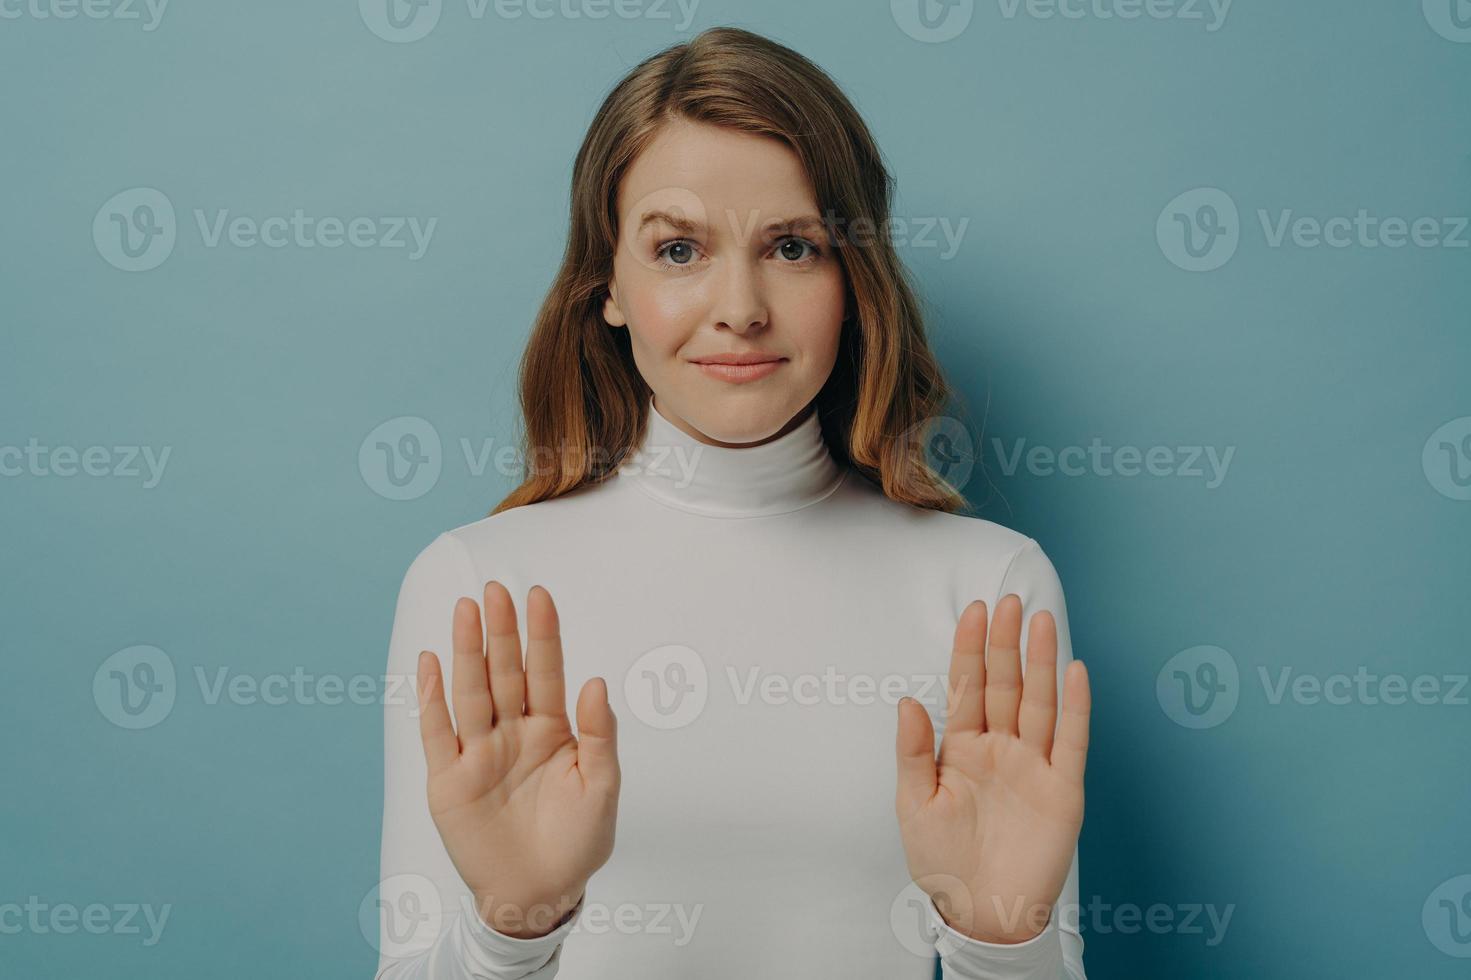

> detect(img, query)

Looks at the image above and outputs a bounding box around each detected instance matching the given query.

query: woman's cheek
[779,282,846,346]
[637,292,704,346]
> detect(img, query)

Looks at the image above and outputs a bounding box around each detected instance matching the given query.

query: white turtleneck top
[375,396,1086,979]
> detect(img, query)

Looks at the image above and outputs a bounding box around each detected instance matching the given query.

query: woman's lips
[694,360,784,383]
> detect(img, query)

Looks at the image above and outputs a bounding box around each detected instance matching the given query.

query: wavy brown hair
[491,25,971,516]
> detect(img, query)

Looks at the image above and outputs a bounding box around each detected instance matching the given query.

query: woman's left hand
[895,593,1091,945]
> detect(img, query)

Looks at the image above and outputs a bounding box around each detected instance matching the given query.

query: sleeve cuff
[924,894,1064,979]
[453,895,584,975]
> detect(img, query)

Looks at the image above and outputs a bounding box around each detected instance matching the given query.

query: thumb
[895,696,937,820]
[574,677,620,789]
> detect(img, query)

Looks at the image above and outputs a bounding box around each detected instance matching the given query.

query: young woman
[375,26,1090,980]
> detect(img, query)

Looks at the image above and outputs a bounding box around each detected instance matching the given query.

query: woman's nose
[710,260,768,333]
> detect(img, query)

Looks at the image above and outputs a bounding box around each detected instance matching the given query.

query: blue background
[2,0,1468,976]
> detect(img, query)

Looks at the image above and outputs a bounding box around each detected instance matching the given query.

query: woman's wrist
[472,885,586,939]
[933,891,1055,945]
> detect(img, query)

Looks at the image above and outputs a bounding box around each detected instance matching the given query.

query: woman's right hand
[415,581,621,939]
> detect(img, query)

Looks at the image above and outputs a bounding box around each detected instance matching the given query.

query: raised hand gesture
[895,594,1090,944]
[415,582,620,939]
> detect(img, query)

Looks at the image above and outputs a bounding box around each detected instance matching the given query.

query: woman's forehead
[617,124,819,237]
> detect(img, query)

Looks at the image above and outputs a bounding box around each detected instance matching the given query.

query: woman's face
[603,117,848,448]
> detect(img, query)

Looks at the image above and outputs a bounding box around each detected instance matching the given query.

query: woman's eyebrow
[764,214,829,237]
[638,209,701,234]
[636,209,829,238]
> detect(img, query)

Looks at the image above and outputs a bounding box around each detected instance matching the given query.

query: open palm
[896,593,1090,944]
[416,581,620,939]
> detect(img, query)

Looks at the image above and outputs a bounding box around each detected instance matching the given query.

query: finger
[1051,660,1091,783]
[574,678,620,790]
[484,581,527,724]
[451,596,495,739]
[895,696,938,821]
[416,651,459,774]
[944,600,988,735]
[524,585,569,721]
[1017,610,1059,756]
[984,593,1024,737]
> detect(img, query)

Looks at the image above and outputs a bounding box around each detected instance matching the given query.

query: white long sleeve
[921,541,1087,980]
[375,532,582,979]
[373,394,1087,978]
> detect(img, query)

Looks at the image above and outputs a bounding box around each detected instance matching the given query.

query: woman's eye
[776,238,821,263]
[653,237,822,268]
[655,240,697,266]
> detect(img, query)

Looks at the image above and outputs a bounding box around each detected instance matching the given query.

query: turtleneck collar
[619,394,846,519]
